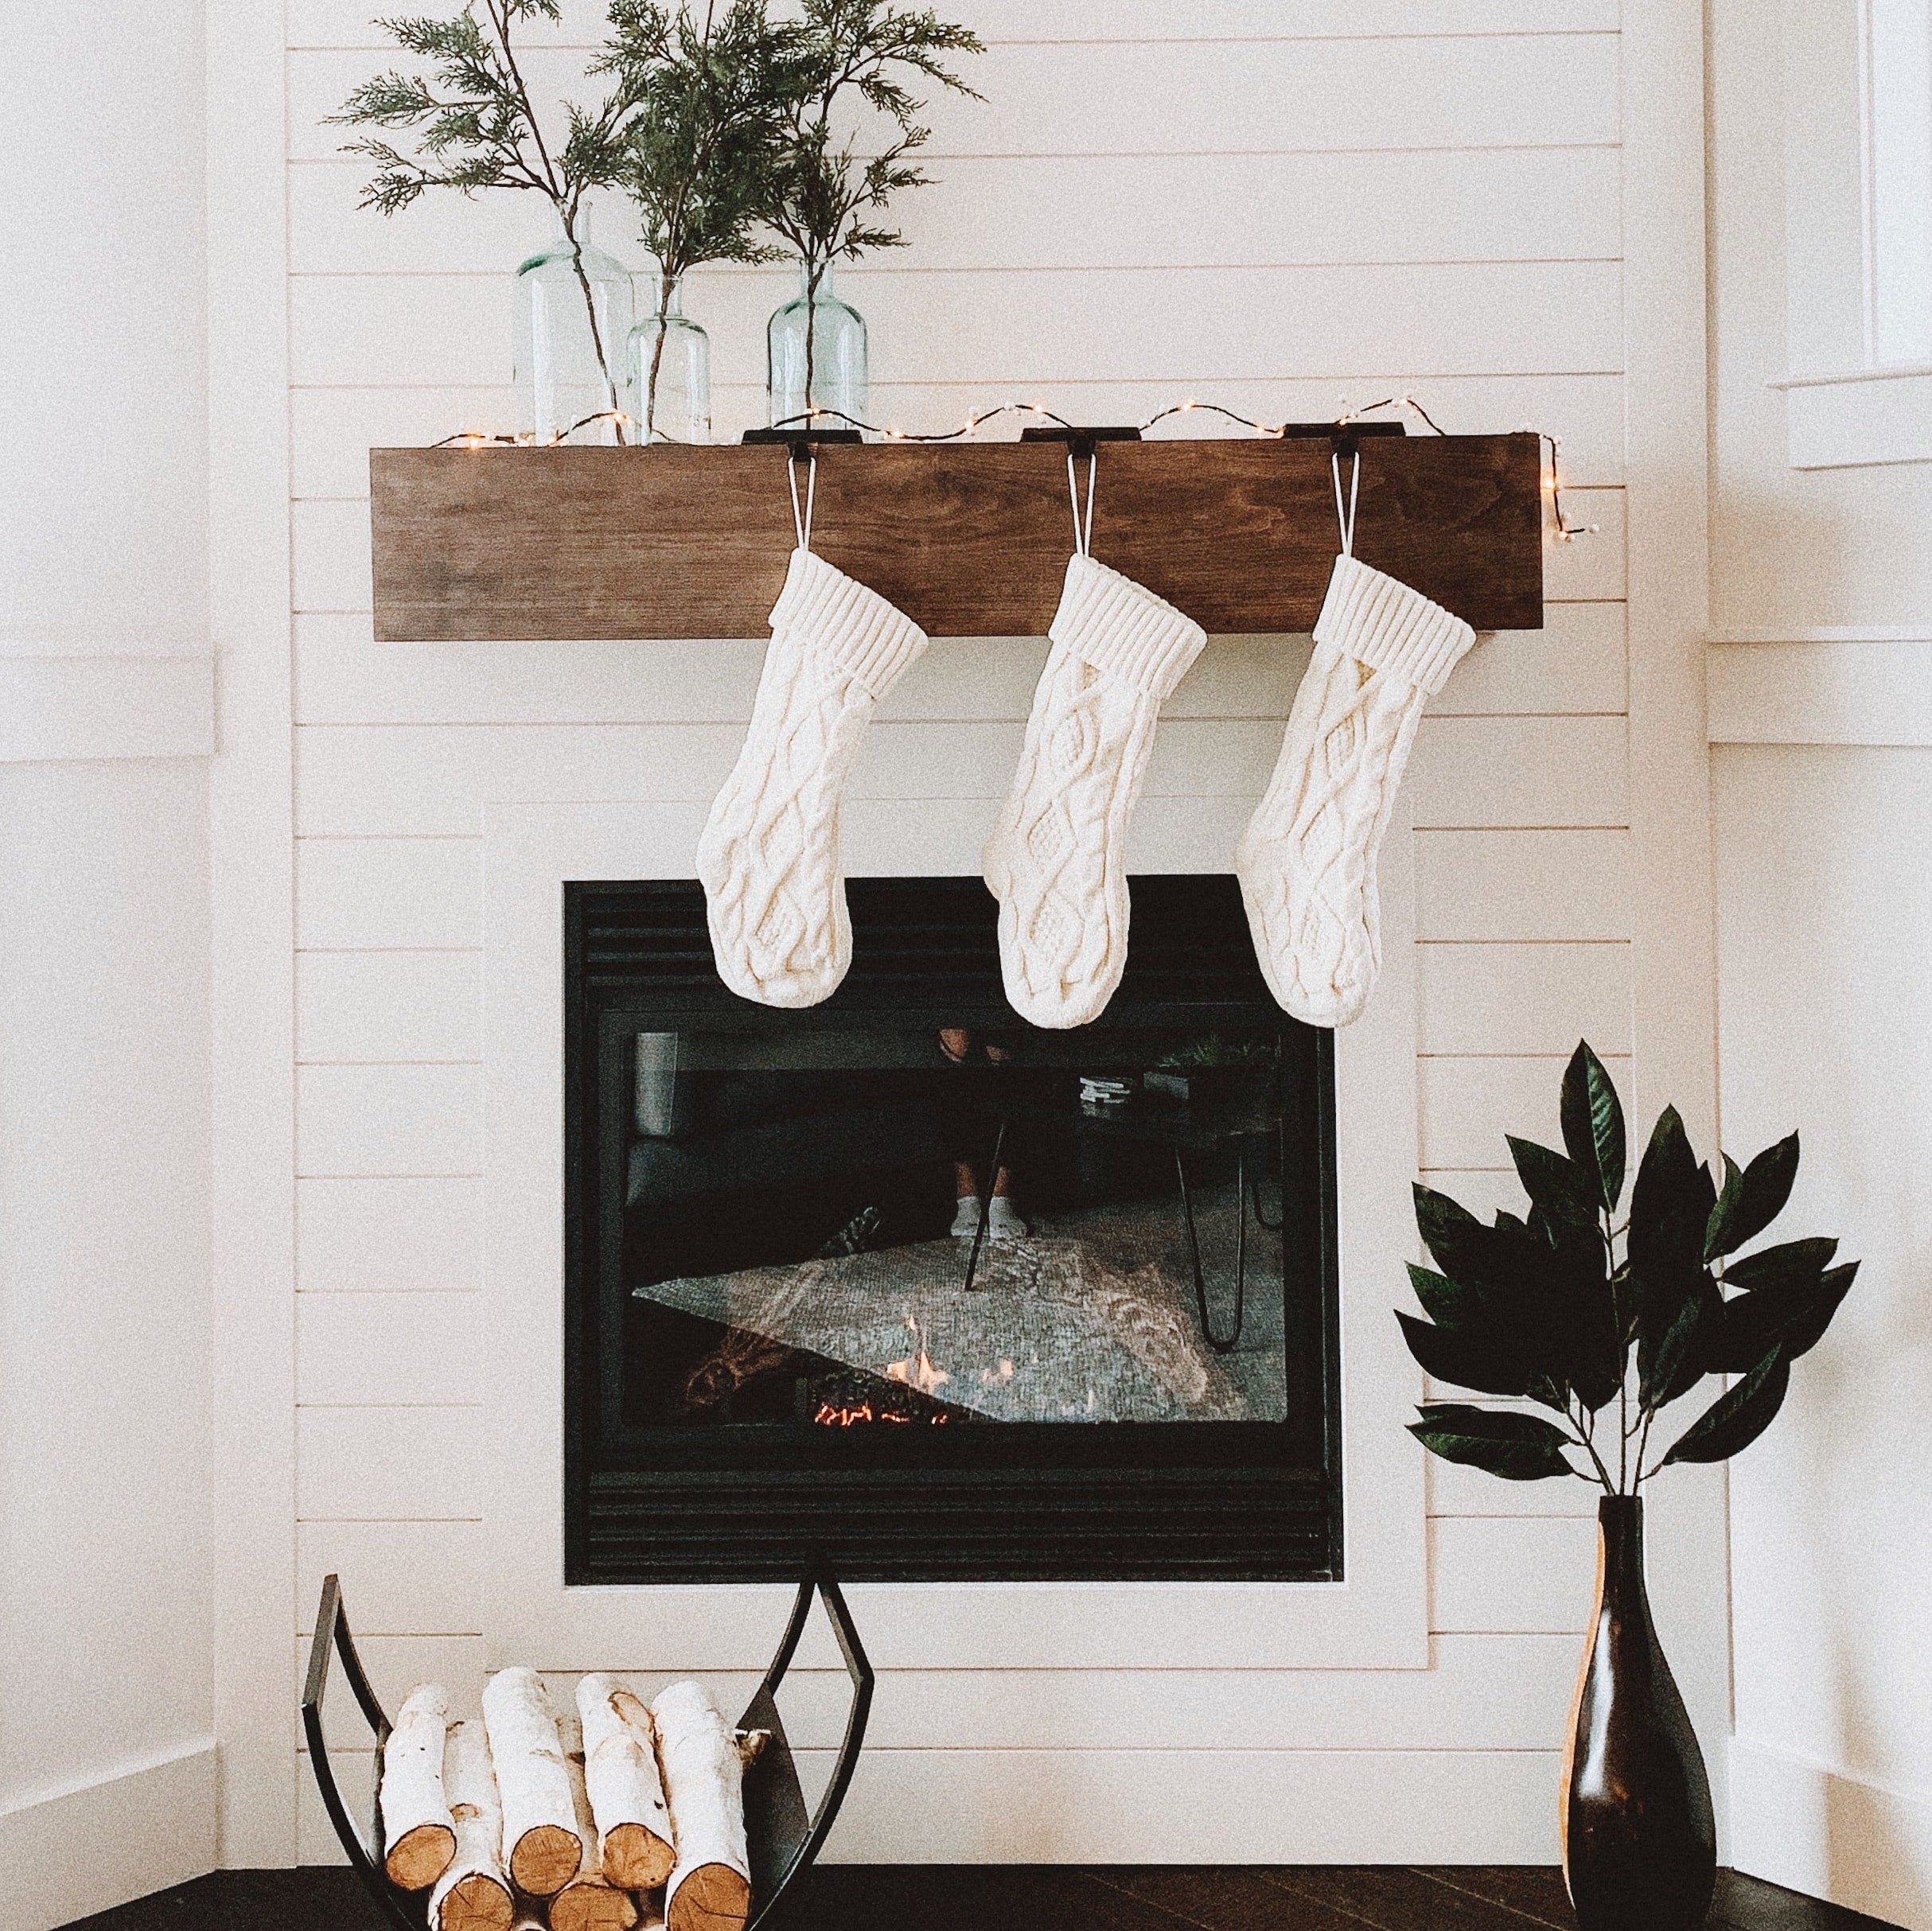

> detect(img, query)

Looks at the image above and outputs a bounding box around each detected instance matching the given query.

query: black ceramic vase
[1562,1496,1716,1931]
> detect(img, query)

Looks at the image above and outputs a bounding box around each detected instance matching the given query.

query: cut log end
[602,1818,676,1891]
[384,1820,458,1891]
[437,1871,516,1931]
[668,1863,753,1931]
[508,1820,585,1898]
[551,1880,642,1931]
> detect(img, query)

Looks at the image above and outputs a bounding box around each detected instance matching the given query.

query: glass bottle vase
[766,263,868,430]
[513,221,635,444]
[629,274,711,444]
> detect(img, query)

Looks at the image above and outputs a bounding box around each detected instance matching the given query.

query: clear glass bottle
[766,261,868,430]
[513,216,635,443]
[628,274,711,444]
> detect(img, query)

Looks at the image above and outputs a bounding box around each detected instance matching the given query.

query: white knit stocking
[696,547,927,1007]
[982,553,1206,1028]
[1236,551,1474,1026]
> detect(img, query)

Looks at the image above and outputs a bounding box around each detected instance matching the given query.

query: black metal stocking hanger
[302,1569,874,1930]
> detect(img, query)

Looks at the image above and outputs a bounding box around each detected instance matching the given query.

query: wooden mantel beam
[369,434,1544,641]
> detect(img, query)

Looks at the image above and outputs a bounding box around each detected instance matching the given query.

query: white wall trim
[481,798,1426,1678]
[1620,0,1734,1851]
[206,0,298,1869]
[0,1742,216,1931]
[1709,637,1932,743]
[1772,362,1932,467]
[0,656,213,762]
[1731,1737,1932,1931]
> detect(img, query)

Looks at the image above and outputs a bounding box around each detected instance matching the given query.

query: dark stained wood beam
[369,434,1544,642]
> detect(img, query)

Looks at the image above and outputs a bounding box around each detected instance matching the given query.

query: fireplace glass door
[566,878,1339,1583]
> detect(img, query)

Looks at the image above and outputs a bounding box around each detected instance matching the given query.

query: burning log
[577,1672,676,1889]
[551,1712,641,1931]
[651,1681,765,1931]
[429,1719,515,1931]
[481,1668,584,1898]
[380,1683,457,1890]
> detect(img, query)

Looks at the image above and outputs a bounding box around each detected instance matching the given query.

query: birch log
[577,1672,676,1890]
[380,1683,457,1890]
[551,1711,641,1931]
[429,1719,515,1931]
[652,1682,758,1931]
[481,1666,584,1898]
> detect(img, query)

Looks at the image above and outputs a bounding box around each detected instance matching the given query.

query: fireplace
[563,874,1339,1585]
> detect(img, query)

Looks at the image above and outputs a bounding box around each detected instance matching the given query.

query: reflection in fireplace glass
[621,1022,1290,1430]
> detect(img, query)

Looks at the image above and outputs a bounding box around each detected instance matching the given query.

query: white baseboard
[0,1742,216,1931]
[299,1747,1562,1867]
[1731,1736,1932,1931]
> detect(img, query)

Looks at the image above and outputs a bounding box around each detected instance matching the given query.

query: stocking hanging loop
[1330,446,1361,558]
[788,450,818,552]
[1065,449,1097,557]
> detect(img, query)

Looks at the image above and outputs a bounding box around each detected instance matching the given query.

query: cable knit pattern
[1236,554,1475,1028]
[697,548,928,1008]
[982,554,1206,1028]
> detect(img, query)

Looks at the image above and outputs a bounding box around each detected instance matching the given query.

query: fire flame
[882,1310,951,1396]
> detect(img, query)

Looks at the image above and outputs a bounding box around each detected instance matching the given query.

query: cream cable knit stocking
[697,547,928,1007]
[1236,551,1474,1026]
[982,553,1206,1028]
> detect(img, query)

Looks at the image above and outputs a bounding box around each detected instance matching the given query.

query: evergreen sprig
[1397,1041,1856,1491]
[331,0,639,435]
[761,0,984,412]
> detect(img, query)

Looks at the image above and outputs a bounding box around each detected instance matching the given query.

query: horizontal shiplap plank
[1418,1053,1631,1170]
[290,37,1621,162]
[1414,829,1632,940]
[299,1177,483,1293]
[1428,1446,1600,1519]
[298,1520,485,1635]
[1541,492,1626,600]
[291,147,1620,277]
[1408,714,1626,828]
[296,1063,482,1177]
[289,1,1622,49]
[1416,941,1630,1056]
[1430,1516,1597,1633]
[293,605,1619,726]
[294,1634,487,1731]
[291,374,1629,498]
[288,262,1625,389]
[298,1405,483,1520]
[1414,1167,1537,1222]
[298,1293,485,1405]
[293,715,1626,836]
[297,949,480,1062]
[298,837,482,949]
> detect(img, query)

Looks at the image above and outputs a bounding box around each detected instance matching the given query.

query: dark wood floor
[63,1866,1899,1931]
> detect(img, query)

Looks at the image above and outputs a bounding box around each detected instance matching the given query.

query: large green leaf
[1536,1209,1622,1410]
[1723,1236,1838,1294]
[1396,1311,1537,1399]
[1560,1041,1626,1211]
[1508,1135,1601,1230]
[1409,1403,1579,1481]
[1661,1347,1791,1466]
[1705,1132,1801,1261]
[1406,1263,1475,1329]
[1639,1272,1717,1410]
[1628,1107,1717,1391]
[1708,1259,1856,1372]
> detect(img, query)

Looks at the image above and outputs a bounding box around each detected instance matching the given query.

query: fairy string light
[431,395,1598,547]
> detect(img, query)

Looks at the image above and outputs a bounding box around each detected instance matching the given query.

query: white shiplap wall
[276,0,1654,1863]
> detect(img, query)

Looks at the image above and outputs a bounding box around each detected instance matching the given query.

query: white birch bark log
[481,1665,585,1898]
[577,1672,676,1890]
[430,1719,516,1931]
[551,1711,642,1931]
[380,1682,457,1890]
[651,1681,758,1931]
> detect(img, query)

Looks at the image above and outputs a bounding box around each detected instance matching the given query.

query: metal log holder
[302,1569,874,1931]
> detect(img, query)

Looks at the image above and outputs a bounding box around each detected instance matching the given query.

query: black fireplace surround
[564,875,1340,1584]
